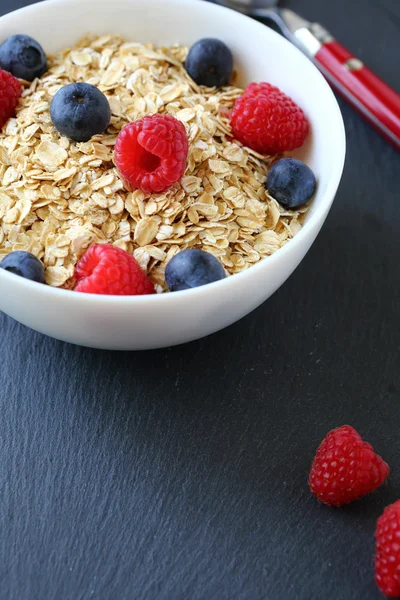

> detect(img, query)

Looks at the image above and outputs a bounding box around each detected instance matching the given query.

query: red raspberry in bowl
[375,500,400,598]
[74,244,155,296]
[309,425,390,507]
[230,81,309,155]
[0,69,22,128]
[114,114,189,194]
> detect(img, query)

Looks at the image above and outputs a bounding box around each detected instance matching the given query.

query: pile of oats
[0,34,307,291]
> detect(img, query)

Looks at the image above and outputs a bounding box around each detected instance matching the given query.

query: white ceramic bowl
[0,0,345,350]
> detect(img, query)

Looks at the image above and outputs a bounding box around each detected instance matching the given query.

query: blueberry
[165,249,226,291]
[50,82,111,142]
[0,251,45,283]
[0,34,47,81]
[266,158,317,209]
[185,38,233,88]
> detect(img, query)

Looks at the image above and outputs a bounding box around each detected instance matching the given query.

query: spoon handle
[313,40,400,150]
[250,7,400,150]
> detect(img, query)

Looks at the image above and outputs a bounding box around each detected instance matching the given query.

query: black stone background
[1,0,399,598]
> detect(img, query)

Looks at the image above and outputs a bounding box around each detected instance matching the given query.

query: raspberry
[375,501,400,598]
[0,69,22,128]
[245,82,281,97]
[74,244,155,296]
[309,425,390,507]
[230,82,309,155]
[114,114,189,194]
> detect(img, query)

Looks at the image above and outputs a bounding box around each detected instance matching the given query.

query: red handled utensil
[212,0,400,150]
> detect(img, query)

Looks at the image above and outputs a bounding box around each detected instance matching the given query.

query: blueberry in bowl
[0,251,45,283]
[266,158,317,209]
[0,34,47,81]
[165,249,226,292]
[185,38,233,87]
[50,82,111,142]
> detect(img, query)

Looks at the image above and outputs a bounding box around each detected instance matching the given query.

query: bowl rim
[0,0,346,305]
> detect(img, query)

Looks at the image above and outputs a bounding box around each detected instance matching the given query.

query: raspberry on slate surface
[375,500,400,598]
[0,34,47,82]
[0,69,22,128]
[114,114,189,194]
[74,245,155,296]
[230,82,309,155]
[309,425,390,507]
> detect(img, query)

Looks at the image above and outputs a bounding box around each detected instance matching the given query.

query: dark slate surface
[1,0,399,598]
